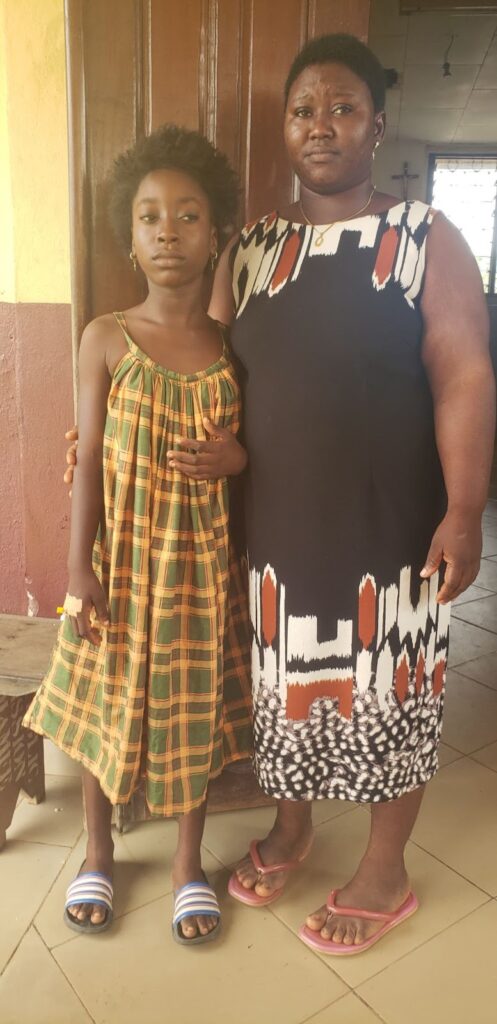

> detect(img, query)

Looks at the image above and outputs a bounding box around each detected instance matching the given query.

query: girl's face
[131,168,217,285]
[284,62,385,195]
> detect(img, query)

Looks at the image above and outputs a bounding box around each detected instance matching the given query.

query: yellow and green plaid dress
[24,313,252,816]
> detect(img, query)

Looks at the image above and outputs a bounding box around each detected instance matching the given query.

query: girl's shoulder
[79,313,128,376]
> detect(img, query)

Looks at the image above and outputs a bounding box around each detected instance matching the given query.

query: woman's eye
[295,108,312,118]
[332,104,353,115]
[140,214,156,223]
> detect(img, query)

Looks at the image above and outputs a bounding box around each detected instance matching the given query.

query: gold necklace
[299,187,376,247]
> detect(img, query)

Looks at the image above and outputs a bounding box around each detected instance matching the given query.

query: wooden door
[65,0,370,346]
[64,0,370,814]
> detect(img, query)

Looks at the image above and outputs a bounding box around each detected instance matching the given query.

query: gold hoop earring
[210,249,218,271]
[129,249,137,272]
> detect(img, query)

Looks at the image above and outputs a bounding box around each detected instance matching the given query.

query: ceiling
[369,0,497,143]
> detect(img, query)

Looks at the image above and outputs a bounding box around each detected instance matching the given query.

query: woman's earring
[210,249,218,271]
[129,249,137,272]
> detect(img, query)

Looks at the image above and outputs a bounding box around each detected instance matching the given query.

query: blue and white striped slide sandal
[63,867,114,934]
[172,881,221,945]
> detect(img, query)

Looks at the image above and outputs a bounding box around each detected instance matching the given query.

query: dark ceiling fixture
[442,34,455,77]
[384,68,400,89]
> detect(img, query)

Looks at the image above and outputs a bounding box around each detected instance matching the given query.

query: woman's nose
[309,113,334,139]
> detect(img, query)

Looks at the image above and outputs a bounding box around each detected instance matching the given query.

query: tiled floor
[1,502,497,1024]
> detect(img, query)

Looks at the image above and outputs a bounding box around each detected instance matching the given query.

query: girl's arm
[66,319,112,643]
[420,213,496,604]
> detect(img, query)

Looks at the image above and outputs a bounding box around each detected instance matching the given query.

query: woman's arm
[208,234,239,325]
[66,319,112,642]
[420,213,496,603]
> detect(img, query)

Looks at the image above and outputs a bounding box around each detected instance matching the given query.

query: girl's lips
[152,251,185,263]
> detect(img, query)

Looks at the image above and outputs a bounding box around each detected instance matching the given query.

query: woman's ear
[374,111,386,145]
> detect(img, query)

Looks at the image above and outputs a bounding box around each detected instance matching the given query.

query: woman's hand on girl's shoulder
[208,234,239,327]
[168,417,248,479]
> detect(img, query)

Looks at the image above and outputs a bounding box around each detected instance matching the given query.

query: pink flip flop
[298,888,419,955]
[228,837,313,907]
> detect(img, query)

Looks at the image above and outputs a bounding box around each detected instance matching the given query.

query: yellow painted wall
[1,0,70,304]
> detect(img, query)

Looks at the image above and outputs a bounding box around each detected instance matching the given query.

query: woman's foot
[305,857,410,947]
[67,838,114,926]
[234,813,314,900]
[172,855,218,940]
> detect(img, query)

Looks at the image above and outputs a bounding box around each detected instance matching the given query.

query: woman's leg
[305,784,425,946]
[234,798,314,897]
[172,800,218,939]
[67,768,114,925]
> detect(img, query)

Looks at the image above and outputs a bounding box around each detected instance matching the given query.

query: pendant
[315,235,324,247]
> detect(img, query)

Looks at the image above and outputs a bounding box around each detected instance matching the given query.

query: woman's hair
[284,33,386,113]
[109,123,239,250]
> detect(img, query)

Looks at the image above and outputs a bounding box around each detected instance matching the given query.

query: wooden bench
[0,614,58,850]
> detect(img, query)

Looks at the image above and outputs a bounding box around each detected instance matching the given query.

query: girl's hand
[168,417,248,479]
[420,508,483,604]
[65,568,110,646]
[63,426,79,495]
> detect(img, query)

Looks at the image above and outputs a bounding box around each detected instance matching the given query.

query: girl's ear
[210,226,218,256]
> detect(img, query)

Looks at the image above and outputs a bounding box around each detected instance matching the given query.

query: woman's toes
[327,919,346,944]
[343,922,356,946]
[306,905,328,932]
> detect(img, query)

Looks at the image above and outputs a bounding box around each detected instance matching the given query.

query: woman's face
[284,62,385,195]
[131,168,216,285]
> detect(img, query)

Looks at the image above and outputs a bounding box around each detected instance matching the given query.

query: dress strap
[113,311,133,349]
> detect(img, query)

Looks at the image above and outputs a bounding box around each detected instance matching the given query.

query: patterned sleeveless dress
[230,200,449,804]
[24,313,252,816]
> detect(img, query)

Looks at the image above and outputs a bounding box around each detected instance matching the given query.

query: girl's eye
[295,107,312,118]
[140,214,157,223]
[181,212,199,222]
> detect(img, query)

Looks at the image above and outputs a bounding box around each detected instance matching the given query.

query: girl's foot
[305,858,410,947]
[172,856,218,940]
[67,838,114,926]
[234,819,314,899]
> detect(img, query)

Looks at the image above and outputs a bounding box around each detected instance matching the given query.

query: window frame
[427,151,497,298]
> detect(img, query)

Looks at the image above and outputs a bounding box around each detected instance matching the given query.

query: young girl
[23,124,252,945]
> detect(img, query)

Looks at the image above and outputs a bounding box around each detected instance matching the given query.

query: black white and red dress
[230,199,449,804]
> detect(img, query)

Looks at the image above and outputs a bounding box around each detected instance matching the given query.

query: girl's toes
[197,917,210,936]
[181,919,197,938]
[343,922,356,946]
[68,904,81,920]
[91,905,105,924]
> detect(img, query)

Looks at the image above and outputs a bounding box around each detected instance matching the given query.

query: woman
[65,34,495,954]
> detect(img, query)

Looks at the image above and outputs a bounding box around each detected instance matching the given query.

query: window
[427,155,497,295]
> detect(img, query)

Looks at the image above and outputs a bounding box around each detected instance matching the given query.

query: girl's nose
[157,217,179,242]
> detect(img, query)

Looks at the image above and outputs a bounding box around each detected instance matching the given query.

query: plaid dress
[24,313,252,816]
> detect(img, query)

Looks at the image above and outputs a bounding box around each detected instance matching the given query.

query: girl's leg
[67,768,114,925]
[234,799,314,897]
[305,784,425,946]
[172,800,218,939]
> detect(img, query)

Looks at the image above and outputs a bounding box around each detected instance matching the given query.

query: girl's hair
[284,33,386,113]
[109,123,239,250]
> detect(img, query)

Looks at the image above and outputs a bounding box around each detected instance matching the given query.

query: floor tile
[452,650,497,690]
[304,993,384,1023]
[357,900,497,1024]
[471,741,497,772]
[452,593,497,633]
[44,739,82,778]
[7,774,84,848]
[0,927,91,1024]
[53,876,347,1024]
[36,818,224,950]
[447,618,497,667]
[474,557,497,591]
[481,536,497,557]
[452,583,493,607]
[270,808,485,987]
[442,672,497,753]
[0,840,68,972]
[437,742,462,767]
[201,800,356,869]
[412,757,497,895]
